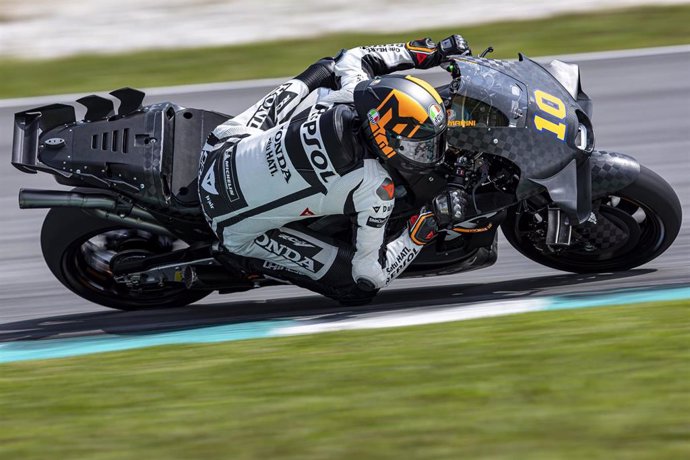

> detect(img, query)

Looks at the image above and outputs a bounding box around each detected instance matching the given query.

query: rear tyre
[501,165,682,273]
[41,207,211,311]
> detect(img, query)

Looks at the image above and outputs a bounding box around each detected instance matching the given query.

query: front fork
[545,207,573,247]
[535,149,642,249]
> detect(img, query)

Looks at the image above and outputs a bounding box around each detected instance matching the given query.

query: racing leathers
[198,38,462,301]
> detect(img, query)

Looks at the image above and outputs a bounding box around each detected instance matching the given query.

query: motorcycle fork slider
[546,207,572,247]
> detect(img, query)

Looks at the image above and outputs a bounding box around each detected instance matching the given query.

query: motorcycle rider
[198,35,471,304]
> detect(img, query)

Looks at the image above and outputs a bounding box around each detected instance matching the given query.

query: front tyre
[502,165,682,273]
[41,207,211,311]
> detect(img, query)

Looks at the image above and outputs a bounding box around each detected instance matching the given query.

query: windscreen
[448,96,509,128]
[446,59,529,129]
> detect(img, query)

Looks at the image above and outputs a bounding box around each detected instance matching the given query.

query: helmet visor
[388,131,447,166]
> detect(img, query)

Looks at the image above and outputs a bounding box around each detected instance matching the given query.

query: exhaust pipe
[18,188,176,238]
[19,189,119,210]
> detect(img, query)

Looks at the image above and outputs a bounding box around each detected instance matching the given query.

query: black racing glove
[408,209,439,246]
[438,34,471,59]
[431,186,470,229]
[406,38,440,69]
[406,35,470,69]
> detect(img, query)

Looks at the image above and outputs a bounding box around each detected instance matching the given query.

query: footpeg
[546,207,572,247]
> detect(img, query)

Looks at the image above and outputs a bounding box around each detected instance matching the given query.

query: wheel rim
[512,194,666,270]
[61,228,192,306]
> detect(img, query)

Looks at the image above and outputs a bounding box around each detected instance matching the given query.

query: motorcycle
[10,48,682,310]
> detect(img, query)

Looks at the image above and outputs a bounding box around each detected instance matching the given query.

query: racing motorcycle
[10,48,682,310]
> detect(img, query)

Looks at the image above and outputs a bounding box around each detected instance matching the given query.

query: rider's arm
[322,35,469,103]
[349,160,428,289]
[222,59,336,131]
[222,35,468,130]
[333,39,438,92]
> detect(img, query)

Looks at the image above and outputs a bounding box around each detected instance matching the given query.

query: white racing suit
[198,39,444,300]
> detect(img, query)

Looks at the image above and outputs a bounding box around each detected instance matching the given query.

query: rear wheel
[501,165,682,273]
[41,207,211,310]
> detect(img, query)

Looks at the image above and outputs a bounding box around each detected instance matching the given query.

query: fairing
[11,93,229,213]
[441,55,597,223]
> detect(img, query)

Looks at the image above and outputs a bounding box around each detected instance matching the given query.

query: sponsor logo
[277,233,316,248]
[248,83,293,129]
[301,104,337,187]
[410,50,430,65]
[376,178,395,201]
[300,208,316,217]
[429,103,444,127]
[385,246,417,283]
[362,45,404,53]
[262,260,282,271]
[406,39,435,62]
[366,216,388,228]
[255,232,324,273]
[448,119,477,128]
[372,203,394,214]
[222,155,241,203]
[201,160,219,195]
[367,109,380,125]
[275,90,298,114]
[386,247,413,274]
[262,260,302,275]
[203,194,215,210]
[265,128,292,183]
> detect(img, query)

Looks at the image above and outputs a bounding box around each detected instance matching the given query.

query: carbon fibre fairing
[440,55,597,223]
[589,150,640,199]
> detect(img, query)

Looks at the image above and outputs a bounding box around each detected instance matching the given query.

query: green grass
[1,300,689,459]
[1,4,689,99]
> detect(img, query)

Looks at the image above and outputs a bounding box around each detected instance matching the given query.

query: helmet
[354,75,447,172]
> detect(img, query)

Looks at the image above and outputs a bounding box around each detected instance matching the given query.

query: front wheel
[41,207,212,311]
[501,165,682,273]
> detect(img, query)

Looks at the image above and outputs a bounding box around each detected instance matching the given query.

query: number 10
[533,90,566,141]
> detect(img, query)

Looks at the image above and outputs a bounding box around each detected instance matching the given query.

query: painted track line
[1,44,688,109]
[1,285,688,364]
